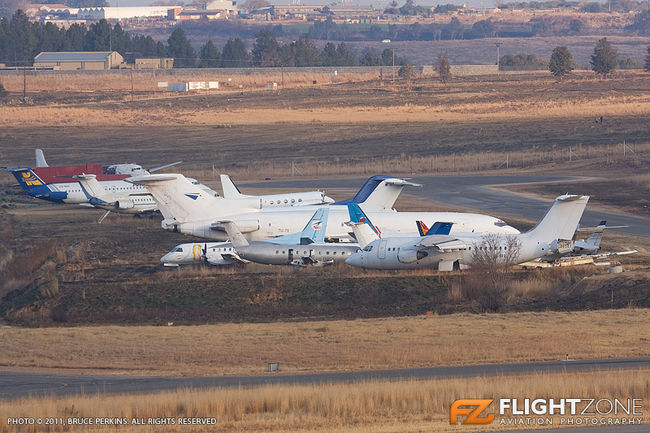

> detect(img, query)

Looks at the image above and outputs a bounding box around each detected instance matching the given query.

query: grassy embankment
[0,309,648,376]
[0,369,648,433]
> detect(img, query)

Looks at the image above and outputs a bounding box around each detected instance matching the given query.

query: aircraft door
[288,248,294,261]
[378,240,387,259]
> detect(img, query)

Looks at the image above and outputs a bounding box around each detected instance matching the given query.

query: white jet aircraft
[73,174,159,223]
[220,174,334,207]
[127,173,520,242]
[345,195,589,271]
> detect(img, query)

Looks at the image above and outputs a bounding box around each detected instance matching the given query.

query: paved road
[244,175,650,237]
[1,357,649,400]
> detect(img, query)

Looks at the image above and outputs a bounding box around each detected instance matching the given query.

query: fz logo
[21,172,42,186]
[450,399,494,425]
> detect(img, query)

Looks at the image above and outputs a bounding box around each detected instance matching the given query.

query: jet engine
[115,199,135,210]
[397,248,429,263]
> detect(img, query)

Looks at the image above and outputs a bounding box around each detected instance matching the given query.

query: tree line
[0,12,406,67]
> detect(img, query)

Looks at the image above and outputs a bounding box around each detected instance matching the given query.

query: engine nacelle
[397,248,429,264]
[115,199,135,210]
[212,219,260,234]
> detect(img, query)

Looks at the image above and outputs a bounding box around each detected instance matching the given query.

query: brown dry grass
[0,309,648,376]
[0,71,375,94]
[0,370,648,433]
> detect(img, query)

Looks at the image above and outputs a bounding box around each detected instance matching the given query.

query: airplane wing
[217,254,249,264]
[416,235,468,252]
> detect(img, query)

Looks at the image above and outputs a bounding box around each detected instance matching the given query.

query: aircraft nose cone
[345,253,361,267]
[160,253,171,263]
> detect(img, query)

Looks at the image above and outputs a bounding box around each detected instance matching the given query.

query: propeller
[201,243,208,263]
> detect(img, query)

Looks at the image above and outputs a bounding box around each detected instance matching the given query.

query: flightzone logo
[450,398,644,427]
[184,193,201,200]
[312,220,322,230]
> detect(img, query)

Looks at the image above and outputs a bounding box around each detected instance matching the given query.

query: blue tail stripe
[332,175,394,205]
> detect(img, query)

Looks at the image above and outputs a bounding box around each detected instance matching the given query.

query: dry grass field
[0,309,648,376]
[0,369,648,433]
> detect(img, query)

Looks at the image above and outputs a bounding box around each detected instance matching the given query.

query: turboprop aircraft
[161,208,339,267]
[73,174,158,222]
[345,195,589,271]
[127,173,520,242]
[161,242,247,267]
[220,174,334,207]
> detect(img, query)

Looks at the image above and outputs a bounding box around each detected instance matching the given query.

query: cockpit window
[363,245,373,252]
[173,247,183,252]
[494,220,507,227]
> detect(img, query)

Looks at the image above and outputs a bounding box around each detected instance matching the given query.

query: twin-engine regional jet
[128,173,519,242]
[345,195,589,271]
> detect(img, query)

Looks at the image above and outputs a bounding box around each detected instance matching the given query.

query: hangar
[33,51,124,70]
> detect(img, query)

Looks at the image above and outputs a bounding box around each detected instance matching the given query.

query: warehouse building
[34,51,124,70]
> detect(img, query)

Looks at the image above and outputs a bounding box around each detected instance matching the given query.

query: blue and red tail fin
[347,203,381,237]
[417,221,454,236]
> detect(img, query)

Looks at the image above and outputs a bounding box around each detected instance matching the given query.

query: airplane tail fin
[35,149,48,167]
[334,175,422,211]
[6,167,55,198]
[347,203,381,248]
[526,195,590,241]
[221,221,250,247]
[128,174,260,223]
[220,174,245,199]
[584,220,606,249]
[73,174,112,202]
[417,221,454,236]
[298,208,329,245]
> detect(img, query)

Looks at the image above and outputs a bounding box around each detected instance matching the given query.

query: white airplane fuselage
[346,232,559,270]
[160,242,243,266]
[48,180,151,204]
[164,207,519,242]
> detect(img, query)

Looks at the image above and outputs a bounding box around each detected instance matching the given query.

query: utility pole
[23,67,26,100]
[495,42,502,72]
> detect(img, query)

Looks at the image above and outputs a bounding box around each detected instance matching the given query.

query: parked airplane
[345,195,589,271]
[161,208,341,267]
[128,173,519,242]
[538,220,637,263]
[161,242,247,267]
[73,174,158,222]
[6,149,192,205]
[222,208,360,266]
[220,174,334,207]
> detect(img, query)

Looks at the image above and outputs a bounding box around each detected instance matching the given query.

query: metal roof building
[33,51,124,70]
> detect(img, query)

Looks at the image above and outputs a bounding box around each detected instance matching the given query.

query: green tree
[548,46,573,77]
[83,19,111,51]
[167,27,196,68]
[335,42,355,66]
[644,45,650,72]
[221,38,249,67]
[590,37,617,78]
[360,49,382,66]
[438,51,451,83]
[321,42,338,66]
[199,40,220,68]
[398,62,414,80]
[292,36,320,66]
[64,23,86,51]
[381,48,394,67]
[252,29,279,67]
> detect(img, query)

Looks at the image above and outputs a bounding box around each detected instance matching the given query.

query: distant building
[124,53,174,69]
[77,6,180,20]
[34,51,124,70]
